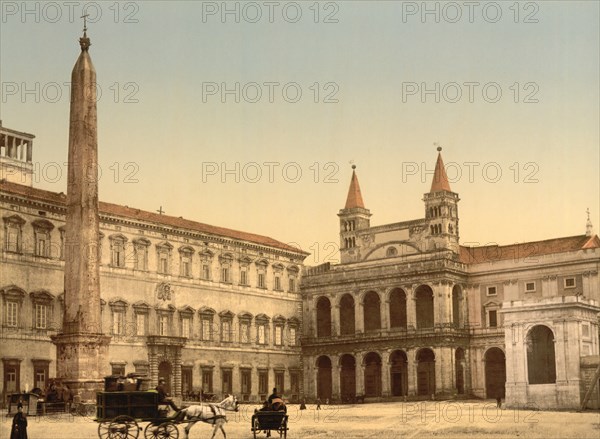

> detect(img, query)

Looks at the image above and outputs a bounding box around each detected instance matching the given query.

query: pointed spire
[430,144,452,193]
[586,208,594,237]
[344,165,366,209]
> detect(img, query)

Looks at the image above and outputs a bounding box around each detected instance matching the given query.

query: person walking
[496,394,502,409]
[316,398,322,410]
[10,402,28,439]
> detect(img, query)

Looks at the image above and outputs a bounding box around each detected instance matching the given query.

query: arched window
[527,325,556,384]
[415,285,434,328]
[389,288,407,329]
[386,247,398,257]
[339,294,355,335]
[363,291,381,331]
[316,297,332,337]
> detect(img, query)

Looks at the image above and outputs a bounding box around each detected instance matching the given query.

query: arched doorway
[363,352,382,397]
[339,294,355,335]
[340,354,356,402]
[316,297,332,337]
[417,348,435,396]
[455,348,465,394]
[389,288,407,329]
[484,347,506,398]
[390,350,408,396]
[363,291,381,331]
[316,356,332,400]
[415,286,434,329]
[158,361,172,394]
[526,325,556,384]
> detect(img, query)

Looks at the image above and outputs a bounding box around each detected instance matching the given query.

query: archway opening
[416,348,435,396]
[340,294,355,335]
[455,348,465,394]
[158,361,173,394]
[390,350,408,396]
[340,354,356,402]
[363,352,382,397]
[485,347,506,398]
[527,325,556,384]
[316,356,332,400]
[363,291,381,331]
[316,297,332,337]
[415,286,434,329]
[452,285,461,327]
[389,288,407,329]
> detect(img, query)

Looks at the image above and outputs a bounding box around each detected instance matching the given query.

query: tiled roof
[430,152,452,193]
[0,180,308,255]
[344,168,366,209]
[459,234,600,264]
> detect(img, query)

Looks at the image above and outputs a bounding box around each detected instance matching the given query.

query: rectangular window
[488,310,498,328]
[221,267,229,283]
[258,370,268,395]
[240,322,250,343]
[221,369,232,394]
[112,241,125,267]
[202,369,213,393]
[202,264,210,280]
[34,368,46,390]
[241,369,251,395]
[111,364,125,376]
[240,270,247,285]
[135,246,147,270]
[35,233,48,257]
[275,371,284,393]
[258,273,265,288]
[525,282,536,292]
[202,319,212,341]
[289,327,297,346]
[289,278,295,293]
[258,324,266,344]
[7,226,19,252]
[582,324,590,338]
[564,277,576,288]
[182,317,191,338]
[6,302,18,327]
[5,367,17,393]
[136,313,146,336]
[274,326,283,346]
[113,310,125,335]
[181,257,191,277]
[159,254,169,274]
[35,304,47,329]
[486,286,497,296]
[290,372,300,394]
[221,320,231,342]
[159,315,169,336]
[274,276,281,291]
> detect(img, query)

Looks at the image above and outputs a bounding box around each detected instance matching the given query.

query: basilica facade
[300,152,600,410]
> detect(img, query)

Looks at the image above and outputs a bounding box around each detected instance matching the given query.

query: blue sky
[1,1,599,265]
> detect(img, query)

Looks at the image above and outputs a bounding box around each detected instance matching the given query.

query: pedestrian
[316,398,322,410]
[496,394,502,409]
[299,398,307,410]
[11,402,28,439]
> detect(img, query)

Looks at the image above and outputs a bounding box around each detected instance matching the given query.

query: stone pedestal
[52,332,111,402]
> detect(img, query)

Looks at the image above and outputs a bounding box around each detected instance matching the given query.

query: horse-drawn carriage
[251,398,289,439]
[95,376,239,439]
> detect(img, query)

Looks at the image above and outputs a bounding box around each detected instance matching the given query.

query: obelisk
[52,20,110,402]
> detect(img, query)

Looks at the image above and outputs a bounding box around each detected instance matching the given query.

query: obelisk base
[52,333,111,402]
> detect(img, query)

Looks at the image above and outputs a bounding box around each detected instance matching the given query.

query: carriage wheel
[108,415,140,439]
[144,421,178,439]
[98,421,112,439]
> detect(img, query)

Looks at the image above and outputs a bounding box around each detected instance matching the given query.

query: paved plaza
[1,400,599,439]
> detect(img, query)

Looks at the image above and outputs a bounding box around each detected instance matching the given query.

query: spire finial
[586,208,594,237]
[351,164,356,170]
[434,142,442,152]
[79,14,91,51]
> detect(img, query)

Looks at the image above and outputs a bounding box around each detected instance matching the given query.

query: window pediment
[3,214,25,225]
[133,300,151,312]
[30,290,55,304]
[179,245,194,255]
[109,233,128,242]
[256,259,269,267]
[219,310,234,319]
[1,285,26,302]
[157,241,173,250]
[286,265,299,273]
[133,237,151,246]
[273,315,286,324]
[179,305,195,316]
[238,311,253,321]
[255,313,270,323]
[199,306,216,316]
[31,219,55,231]
[109,298,128,310]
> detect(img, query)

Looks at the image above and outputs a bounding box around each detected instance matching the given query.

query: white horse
[180,394,239,439]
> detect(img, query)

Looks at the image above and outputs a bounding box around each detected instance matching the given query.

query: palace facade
[0,121,308,404]
[300,153,600,410]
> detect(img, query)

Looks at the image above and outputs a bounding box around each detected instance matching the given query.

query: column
[381,351,391,397]
[27,140,33,162]
[332,362,341,401]
[332,303,340,336]
[355,299,364,333]
[382,297,390,330]
[251,367,259,400]
[407,349,417,396]
[174,351,182,397]
[406,286,416,330]
[232,365,240,396]
[356,354,365,395]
